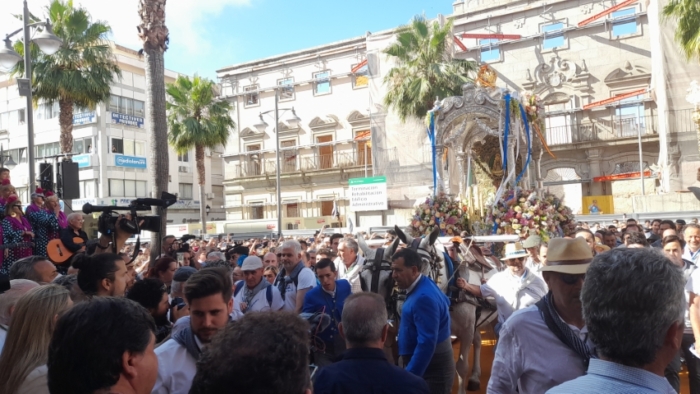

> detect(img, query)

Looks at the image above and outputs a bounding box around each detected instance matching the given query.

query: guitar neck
[0,243,33,250]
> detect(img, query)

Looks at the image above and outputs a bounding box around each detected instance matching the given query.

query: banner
[581,195,614,215]
[73,154,91,168]
[111,112,144,128]
[73,112,96,125]
[115,155,147,169]
[349,176,388,211]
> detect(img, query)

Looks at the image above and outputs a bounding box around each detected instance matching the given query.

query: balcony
[232,150,364,178]
[545,114,658,146]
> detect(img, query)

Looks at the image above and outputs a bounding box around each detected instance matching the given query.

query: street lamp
[0,0,63,192]
[0,145,17,170]
[253,89,301,238]
[205,205,211,216]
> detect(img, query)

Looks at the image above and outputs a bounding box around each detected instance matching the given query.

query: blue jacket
[314,347,430,394]
[398,275,451,377]
[302,279,351,346]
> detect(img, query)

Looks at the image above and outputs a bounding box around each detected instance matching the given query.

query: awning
[593,170,652,182]
[583,88,647,110]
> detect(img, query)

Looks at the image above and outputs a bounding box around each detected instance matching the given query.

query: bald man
[59,213,89,254]
[263,252,278,268]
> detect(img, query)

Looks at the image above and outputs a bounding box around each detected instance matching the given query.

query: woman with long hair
[0,284,72,394]
[145,256,178,288]
[1,195,34,276]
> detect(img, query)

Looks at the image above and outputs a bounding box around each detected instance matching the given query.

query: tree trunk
[58,98,74,154]
[139,0,169,264]
[196,144,206,234]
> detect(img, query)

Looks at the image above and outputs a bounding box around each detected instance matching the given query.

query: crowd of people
[0,161,698,394]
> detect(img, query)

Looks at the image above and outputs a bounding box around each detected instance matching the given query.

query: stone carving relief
[522,56,592,94]
[604,61,651,88]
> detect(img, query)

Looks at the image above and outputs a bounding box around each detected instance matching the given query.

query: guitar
[47,237,85,265]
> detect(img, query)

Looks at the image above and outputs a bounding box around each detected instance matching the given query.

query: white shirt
[152,337,199,394]
[232,280,285,314]
[686,268,700,334]
[279,266,317,312]
[406,274,423,294]
[684,245,700,265]
[524,257,545,279]
[480,268,548,324]
[488,305,593,394]
[335,255,366,293]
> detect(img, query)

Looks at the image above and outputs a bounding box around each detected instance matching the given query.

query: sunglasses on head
[559,273,585,285]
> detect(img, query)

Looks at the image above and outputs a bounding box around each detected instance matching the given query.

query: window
[480,39,500,62]
[249,202,264,219]
[7,148,27,164]
[179,183,193,200]
[0,110,22,129]
[79,180,96,198]
[545,103,572,145]
[313,71,331,95]
[612,8,637,37]
[281,140,297,173]
[109,179,147,197]
[244,85,259,107]
[35,102,59,121]
[113,138,145,156]
[615,94,645,138]
[286,203,299,218]
[543,23,565,49]
[352,63,369,88]
[278,78,295,101]
[36,142,60,158]
[321,200,334,216]
[356,130,372,166]
[178,151,189,162]
[109,95,145,116]
[72,137,94,154]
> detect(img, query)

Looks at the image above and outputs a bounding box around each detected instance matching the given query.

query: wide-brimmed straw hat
[541,238,593,275]
[522,235,542,249]
[500,242,529,261]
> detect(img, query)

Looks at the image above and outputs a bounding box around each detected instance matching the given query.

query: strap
[234,280,244,297]
[410,238,421,251]
[371,248,385,293]
[266,285,273,307]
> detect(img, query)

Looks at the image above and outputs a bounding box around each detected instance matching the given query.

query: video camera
[82,192,177,236]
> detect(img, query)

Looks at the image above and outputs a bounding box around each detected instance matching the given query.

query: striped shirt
[547,359,676,393]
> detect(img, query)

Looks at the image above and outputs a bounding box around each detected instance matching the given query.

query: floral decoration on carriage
[409,193,470,237]
[485,188,576,241]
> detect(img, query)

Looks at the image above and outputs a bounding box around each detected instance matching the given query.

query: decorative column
[456,150,466,198]
[435,144,446,195]
[586,148,604,196]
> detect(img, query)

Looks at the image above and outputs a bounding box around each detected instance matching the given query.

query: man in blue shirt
[392,248,453,394]
[548,248,682,393]
[302,258,351,367]
[313,292,429,394]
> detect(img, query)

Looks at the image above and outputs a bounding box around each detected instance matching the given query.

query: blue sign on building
[73,111,96,125]
[111,112,144,128]
[73,154,91,168]
[115,155,147,169]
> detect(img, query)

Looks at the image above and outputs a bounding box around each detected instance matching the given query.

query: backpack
[234,280,273,308]
[274,267,302,301]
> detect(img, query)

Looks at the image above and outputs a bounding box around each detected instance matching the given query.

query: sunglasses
[559,274,585,285]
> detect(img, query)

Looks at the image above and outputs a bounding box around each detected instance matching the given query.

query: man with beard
[274,240,316,313]
[73,253,130,297]
[152,267,233,394]
[488,238,596,393]
[127,278,172,344]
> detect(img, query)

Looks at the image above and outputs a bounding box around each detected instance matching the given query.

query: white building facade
[0,44,226,226]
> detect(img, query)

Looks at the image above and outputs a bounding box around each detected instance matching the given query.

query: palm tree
[166,76,235,232]
[11,0,120,154]
[663,0,700,62]
[383,16,476,122]
[137,0,169,262]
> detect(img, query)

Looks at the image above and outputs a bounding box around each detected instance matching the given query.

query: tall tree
[383,16,476,122]
[11,0,120,154]
[166,76,234,233]
[663,0,700,62]
[138,0,169,263]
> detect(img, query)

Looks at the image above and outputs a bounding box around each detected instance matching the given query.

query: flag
[347,216,355,234]
[331,200,340,220]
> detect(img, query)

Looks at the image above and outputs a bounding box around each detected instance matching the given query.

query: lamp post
[253,89,301,238]
[0,145,18,170]
[0,0,63,192]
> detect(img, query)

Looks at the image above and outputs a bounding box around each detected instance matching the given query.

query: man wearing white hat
[488,238,596,394]
[522,235,545,278]
[457,242,547,335]
[232,255,285,315]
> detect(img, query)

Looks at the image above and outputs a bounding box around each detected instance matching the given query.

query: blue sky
[3,0,454,79]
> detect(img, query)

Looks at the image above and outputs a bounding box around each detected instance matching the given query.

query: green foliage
[10,0,120,111]
[383,16,477,122]
[166,75,235,156]
[663,0,700,63]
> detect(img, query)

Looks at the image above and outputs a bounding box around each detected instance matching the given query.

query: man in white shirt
[523,235,544,278]
[274,240,316,313]
[335,238,365,293]
[488,238,596,394]
[153,267,233,394]
[233,256,284,314]
[683,224,700,264]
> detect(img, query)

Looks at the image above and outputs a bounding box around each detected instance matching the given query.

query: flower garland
[485,188,576,240]
[409,194,470,237]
